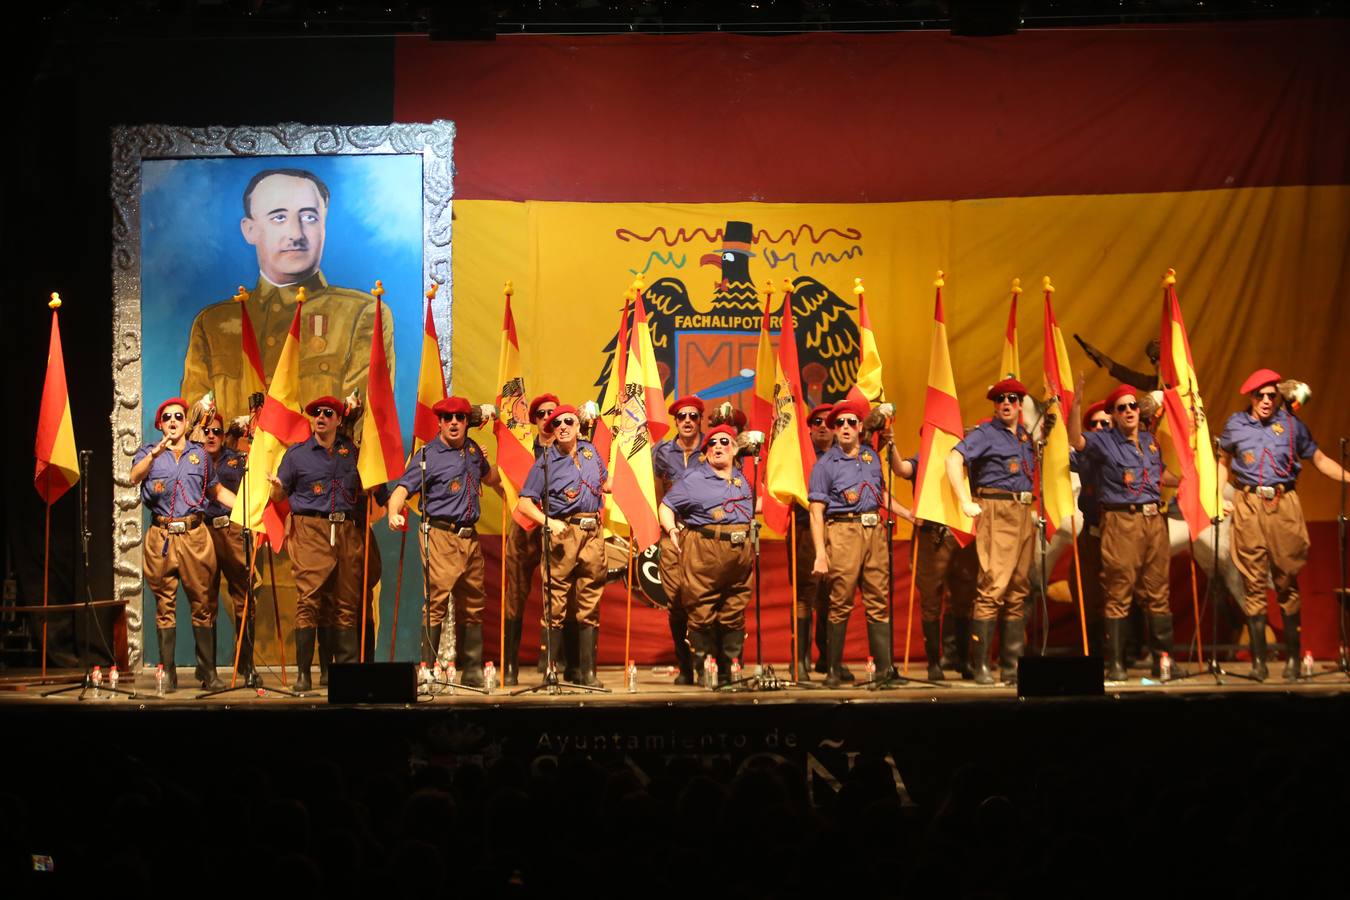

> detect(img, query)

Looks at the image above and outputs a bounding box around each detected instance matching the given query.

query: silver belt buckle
[456,526,476,539]
[1256,486,1277,500]
[576,517,598,531]
[328,511,347,523]
[860,512,880,527]
[1141,503,1159,517]
[212,515,230,529]
[1016,492,1034,505]
[729,531,748,545]
[166,520,187,534]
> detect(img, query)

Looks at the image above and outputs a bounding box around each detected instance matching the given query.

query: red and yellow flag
[232,286,267,406]
[1041,276,1076,537]
[764,281,816,534]
[593,290,632,471]
[914,273,973,539]
[493,282,538,529]
[1158,268,1219,541]
[750,282,776,435]
[232,289,311,550]
[1001,279,1022,381]
[607,279,663,551]
[847,277,884,405]
[357,283,406,490]
[412,284,447,453]
[34,293,79,505]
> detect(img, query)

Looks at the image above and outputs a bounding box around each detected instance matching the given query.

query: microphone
[467,403,498,428]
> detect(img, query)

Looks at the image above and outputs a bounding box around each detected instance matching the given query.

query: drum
[602,536,669,610]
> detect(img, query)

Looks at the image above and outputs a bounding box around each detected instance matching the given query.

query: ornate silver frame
[109,121,455,668]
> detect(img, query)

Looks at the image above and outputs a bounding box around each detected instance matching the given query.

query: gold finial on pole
[48,292,62,309]
[427,282,439,300]
[1163,268,1177,286]
[1010,278,1022,295]
[232,286,249,303]
[372,280,385,300]
[296,286,308,304]
[933,270,945,288]
[502,280,513,296]
[853,276,865,295]
[1042,275,1055,293]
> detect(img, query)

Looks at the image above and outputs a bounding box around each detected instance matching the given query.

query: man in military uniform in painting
[181,168,395,422]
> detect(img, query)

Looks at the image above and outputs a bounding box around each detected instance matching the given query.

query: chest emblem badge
[227,458,239,468]
[312,481,326,495]
[564,487,580,501]
[845,489,860,504]
[1272,423,1285,436]
[449,479,462,494]
[1243,451,1256,465]
[337,446,350,457]
[1123,470,1135,484]
[1008,460,1020,474]
[581,448,593,460]
[152,480,164,494]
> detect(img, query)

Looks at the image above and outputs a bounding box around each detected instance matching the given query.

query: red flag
[34,294,79,504]
[763,282,815,535]
[357,285,406,489]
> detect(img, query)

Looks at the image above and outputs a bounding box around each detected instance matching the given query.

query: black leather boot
[1248,614,1269,681]
[563,616,581,682]
[423,624,442,666]
[688,628,715,686]
[722,628,745,684]
[814,602,830,674]
[1000,617,1026,685]
[970,619,996,685]
[460,624,485,687]
[294,627,316,692]
[950,616,973,679]
[543,626,564,680]
[334,628,360,665]
[574,624,603,688]
[317,626,333,686]
[158,626,178,692]
[922,620,945,681]
[824,621,849,689]
[1104,617,1128,681]
[1281,611,1302,680]
[670,608,693,685]
[237,615,262,688]
[503,618,521,686]
[866,619,896,682]
[795,616,813,681]
[537,621,549,673]
[193,625,225,690]
[1149,613,1175,679]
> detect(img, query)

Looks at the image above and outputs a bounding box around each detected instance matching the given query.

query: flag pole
[624,536,634,671]
[266,546,289,684]
[1070,516,1088,655]
[789,516,799,680]
[389,528,407,662]
[499,501,508,672]
[902,533,919,675]
[1188,555,1205,666]
[360,492,374,663]
[229,537,256,688]
[41,499,50,678]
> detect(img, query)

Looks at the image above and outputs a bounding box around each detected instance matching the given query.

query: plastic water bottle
[155,664,166,697]
[1301,651,1315,678]
[91,665,103,698]
[109,664,119,695]
[626,660,638,693]
[864,656,877,683]
[484,661,497,692]
[704,655,718,690]
[1159,652,1173,682]
[418,662,432,695]
[730,657,742,683]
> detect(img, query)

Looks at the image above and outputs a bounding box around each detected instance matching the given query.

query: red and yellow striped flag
[357,283,405,489]
[593,290,632,472]
[847,277,884,405]
[232,289,312,549]
[34,293,79,505]
[914,273,973,538]
[607,279,664,550]
[1158,268,1219,541]
[1041,276,1076,537]
[750,282,776,435]
[233,286,267,405]
[1001,279,1022,381]
[412,284,447,453]
[493,282,537,529]
[764,281,816,534]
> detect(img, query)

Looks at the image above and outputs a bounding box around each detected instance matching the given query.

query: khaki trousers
[1230,490,1310,616]
[422,527,486,626]
[145,520,217,628]
[540,522,604,628]
[679,528,753,631]
[915,525,977,623]
[972,498,1034,621]
[503,519,541,619]
[824,521,890,624]
[793,521,829,620]
[290,516,380,629]
[1099,509,1170,618]
[1067,528,1105,623]
[208,521,253,621]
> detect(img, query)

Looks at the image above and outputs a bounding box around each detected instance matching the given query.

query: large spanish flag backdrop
[392,22,1350,659]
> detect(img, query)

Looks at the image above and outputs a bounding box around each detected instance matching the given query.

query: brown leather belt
[692,524,751,544]
[975,488,1034,505]
[152,515,202,533]
[1101,502,1160,516]
[428,518,477,538]
[1239,483,1295,498]
[294,510,361,523]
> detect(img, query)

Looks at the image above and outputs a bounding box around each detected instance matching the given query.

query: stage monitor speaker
[1016,656,1104,698]
[328,662,418,704]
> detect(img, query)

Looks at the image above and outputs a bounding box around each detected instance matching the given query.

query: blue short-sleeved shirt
[662,463,754,527]
[521,441,609,516]
[794,445,831,526]
[276,434,363,515]
[396,437,492,523]
[203,447,245,518]
[953,422,1036,492]
[134,441,219,518]
[653,436,705,488]
[808,445,888,516]
[1081,427,1166,505]
[1070,448,1100,526]
[1219,409,1317,487]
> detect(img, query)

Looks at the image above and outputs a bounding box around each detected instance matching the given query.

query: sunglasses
[992,393,1022,404]
[438,412,467,422]
[834,416,860,428]
[707,437,733,447]
[553,416,578,428]
[312,408,336,419]
[1115,402,1139,413]
[1088,419,1110,430]
[205,426,225,436]
[675,411,702,422]
[808,417,826,426]
[160,411,185,422]
[534,407,556,420]
[1253,390,1278,401]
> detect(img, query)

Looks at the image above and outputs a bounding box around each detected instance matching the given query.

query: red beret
[827,398,869,427]
[1103,385,1138,412]
[807,403,834,422]
[528,393,560,420]
[1239,368,1281,395]
[540,404,579,433]
[730,409,747,430]
[432,396,470,416]
[987,378,1028,400]
[304,395,344,417]
[1080,400,1108,428]
[668,395,705,416]
[702,425,739,450]
[154,397,188,430]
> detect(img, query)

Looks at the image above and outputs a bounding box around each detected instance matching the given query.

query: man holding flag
[652,395,707,684]
[501,392,558,685]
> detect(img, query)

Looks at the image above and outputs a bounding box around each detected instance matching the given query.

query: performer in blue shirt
[653,395,706,684]
[501,392,557,685]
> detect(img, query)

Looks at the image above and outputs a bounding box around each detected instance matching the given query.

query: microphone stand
[1305,435,1349,680]
[44,450,136,699]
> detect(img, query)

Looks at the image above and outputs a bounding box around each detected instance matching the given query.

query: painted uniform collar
[255,270,328,299]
